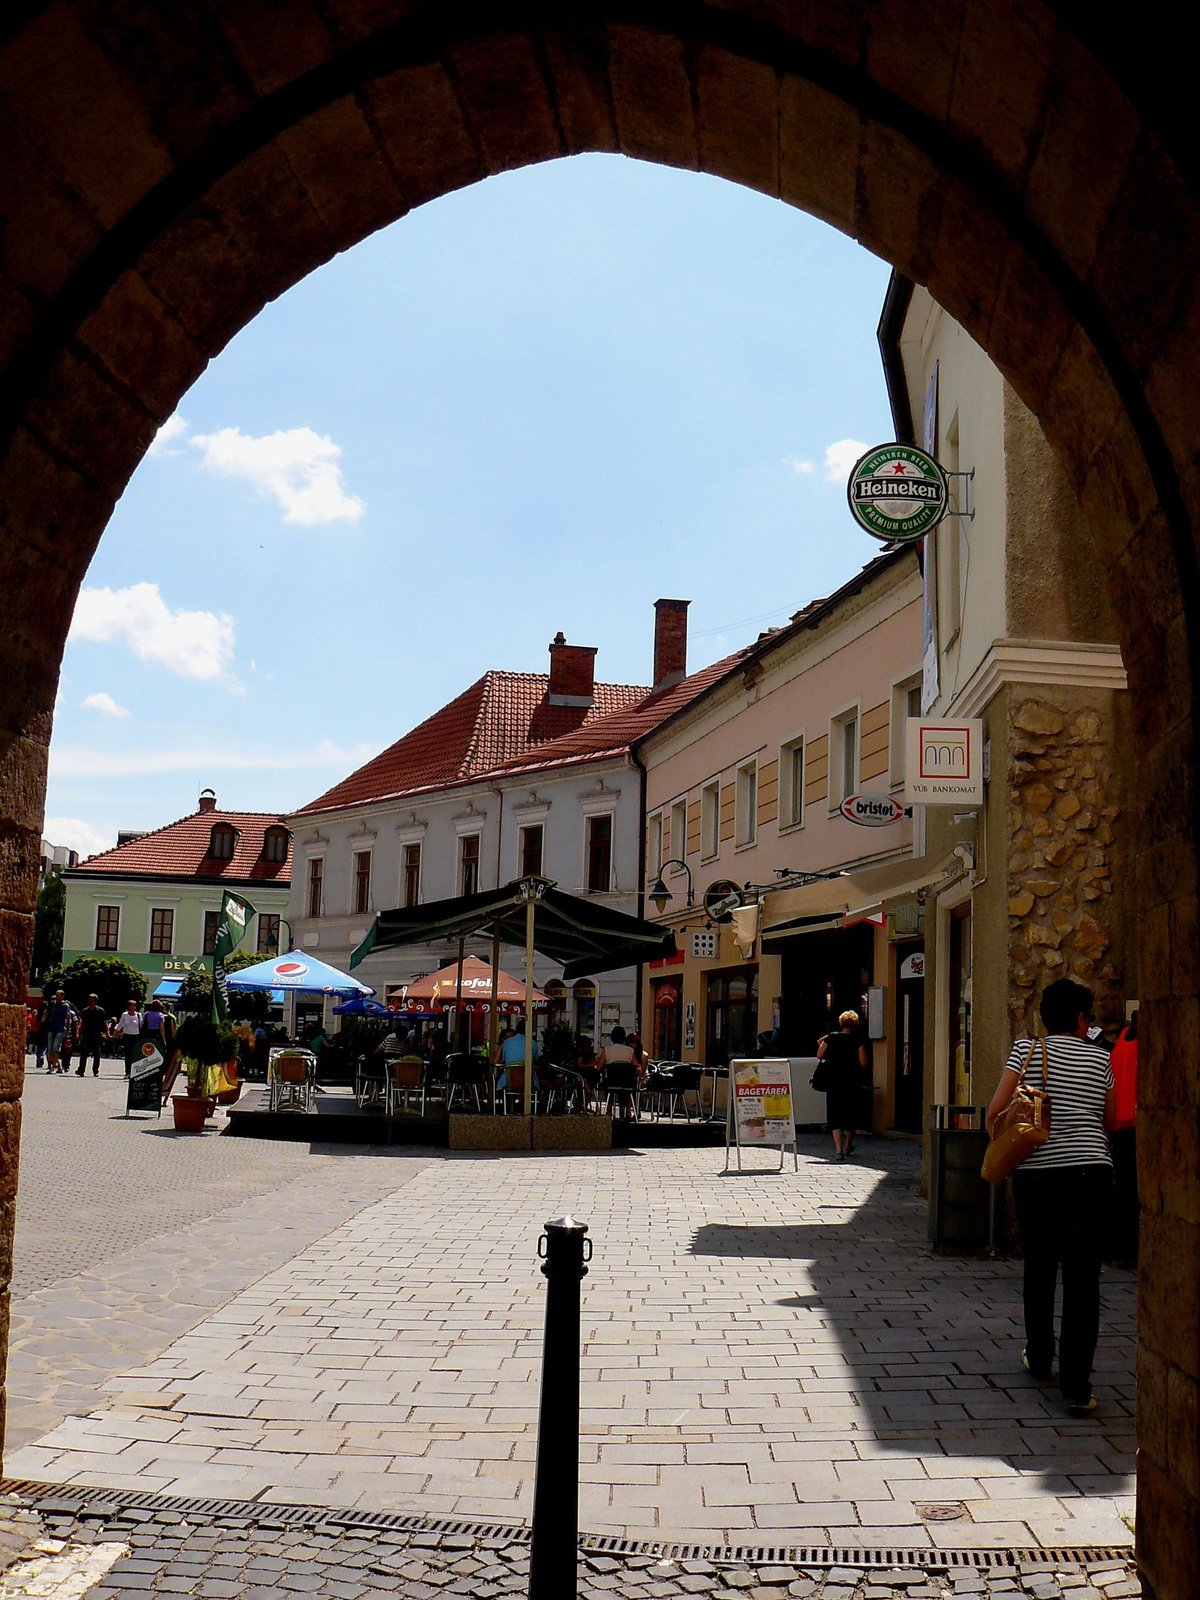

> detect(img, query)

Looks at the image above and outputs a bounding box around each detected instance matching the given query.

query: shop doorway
[652,979,683,1060]
[776,924,876,1056]
[893,945,926,1132]
[705,968,758,1067]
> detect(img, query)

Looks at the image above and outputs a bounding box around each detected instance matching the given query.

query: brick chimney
[198,787,217,813]
[548,632,597,708]
[653,599,690,692]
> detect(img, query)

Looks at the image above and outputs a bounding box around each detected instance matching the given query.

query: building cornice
[947,638,1128,720]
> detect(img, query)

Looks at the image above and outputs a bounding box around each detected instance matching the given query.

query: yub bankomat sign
[905,718,984,805]
[847,443,948,543]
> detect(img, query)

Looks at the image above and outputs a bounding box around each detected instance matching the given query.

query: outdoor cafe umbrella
[350,876,677,1114]
[226,950,375,996]
[331,996,391,1017]
[406,956,548,1007]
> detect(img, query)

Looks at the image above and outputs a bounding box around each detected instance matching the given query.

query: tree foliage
[40,955,147,1016]
[31,867,66,981]
[179,950,275,1022]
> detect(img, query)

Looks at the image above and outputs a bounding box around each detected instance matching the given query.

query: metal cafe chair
[354,1053,387,1111]
[269,1049,316,1113]
[386,1057,426,1117]
[500,1063,530,1115]
[602,1062,641,1121]
[445,1052,490,1113]
[651,1060,702,1122]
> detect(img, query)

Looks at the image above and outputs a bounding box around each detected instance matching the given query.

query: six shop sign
[847,442,949,543]
[840,792,905,827]
[703,879,744,922]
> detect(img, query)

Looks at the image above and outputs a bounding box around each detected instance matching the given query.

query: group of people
[27,992,173,1077]
[491,1021,647,1104]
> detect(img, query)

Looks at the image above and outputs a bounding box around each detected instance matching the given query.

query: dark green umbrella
[351,876,677,1116]
[350,875,677,980]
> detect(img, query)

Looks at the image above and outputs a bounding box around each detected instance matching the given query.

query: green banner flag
[211,890,256,1024]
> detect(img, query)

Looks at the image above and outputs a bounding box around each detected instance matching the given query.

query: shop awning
[760,852,962,941]
[351,876,677,980]
[153,976,184,998]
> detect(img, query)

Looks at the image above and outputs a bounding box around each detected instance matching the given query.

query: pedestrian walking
[31,996,50,1069]
[813,1009,869,1159]
[112,999,143,1077]
[142,999,168,1052]
[44,989,72,1073]
[986,977,1116,1416]
[1106,1008,1139,1267]
[74,994,107,1077]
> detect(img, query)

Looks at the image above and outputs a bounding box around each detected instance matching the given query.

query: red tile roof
[67,809,293,884]
[297,672,649,815]
[487,649,755,779]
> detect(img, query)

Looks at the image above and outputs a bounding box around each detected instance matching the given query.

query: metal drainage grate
[0,1481,1133,1571]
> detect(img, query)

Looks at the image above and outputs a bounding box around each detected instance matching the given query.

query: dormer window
[263,827,289,864]
[209,823,236,860]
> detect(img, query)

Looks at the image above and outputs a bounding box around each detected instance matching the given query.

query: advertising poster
[730,1058,793,1146]
[126,1042,164,1116]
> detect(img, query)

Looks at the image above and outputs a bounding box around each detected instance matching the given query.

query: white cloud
[42,817,117,860]
[824,438,868,482]
[190,425,366,525]
[81,692,131,719]
[49,738,376,781]
[785,456,815,474]
[146,413,189,457]
[69,583,236,684]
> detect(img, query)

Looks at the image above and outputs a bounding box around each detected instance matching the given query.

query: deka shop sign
[905,718,985,805]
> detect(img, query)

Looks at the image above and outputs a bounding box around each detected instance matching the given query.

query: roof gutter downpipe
[630,748,648,1041]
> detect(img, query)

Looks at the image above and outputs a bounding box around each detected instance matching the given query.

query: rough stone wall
[1006,692,1133,1035]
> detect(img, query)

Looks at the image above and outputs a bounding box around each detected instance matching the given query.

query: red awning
[654,981,681,1008]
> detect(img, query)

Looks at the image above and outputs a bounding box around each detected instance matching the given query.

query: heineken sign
[847,442,948,543]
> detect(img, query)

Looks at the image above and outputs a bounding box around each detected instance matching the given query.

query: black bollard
[529,1214,591,1600]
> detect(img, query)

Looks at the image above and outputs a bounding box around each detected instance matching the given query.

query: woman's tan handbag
[981,1039,1051,1185]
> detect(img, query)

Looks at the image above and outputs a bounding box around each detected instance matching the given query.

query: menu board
[126,1042,164,1115]
[730,1058,794,1145]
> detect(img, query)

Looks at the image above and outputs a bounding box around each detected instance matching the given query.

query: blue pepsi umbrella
[332,996,391,1016]
[226,950,375,997]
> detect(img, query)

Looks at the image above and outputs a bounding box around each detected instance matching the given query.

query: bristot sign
[840,792,905,827]
[847,442,949,543]
[905,717,985,805]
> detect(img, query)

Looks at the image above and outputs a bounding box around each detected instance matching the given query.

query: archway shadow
[690,1139,1135,1503]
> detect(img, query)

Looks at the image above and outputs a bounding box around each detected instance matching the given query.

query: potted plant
[170,1016,238,1131]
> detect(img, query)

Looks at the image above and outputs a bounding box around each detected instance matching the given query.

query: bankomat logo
[917,725,971,780]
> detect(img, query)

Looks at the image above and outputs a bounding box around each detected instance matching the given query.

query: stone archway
[1,5,1198,1594]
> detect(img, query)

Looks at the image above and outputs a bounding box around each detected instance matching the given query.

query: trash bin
[928,1105,1002,1253]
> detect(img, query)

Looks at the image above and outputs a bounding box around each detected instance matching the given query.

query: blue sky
[47,154,893,856]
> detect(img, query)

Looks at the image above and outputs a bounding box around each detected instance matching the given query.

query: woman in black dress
[815,1009,869,1159]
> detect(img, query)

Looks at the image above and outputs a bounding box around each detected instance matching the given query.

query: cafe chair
[445,1052,490,1113]
[269,1049,316,1114]
[386,1057,426,1117]
[500,1064,530,1115]
[602,1062,641,1121]
[354,1054,387,1111]
[650,1060,702,1122]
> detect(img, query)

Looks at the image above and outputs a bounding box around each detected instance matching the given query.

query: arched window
[209,823,236,860]
[263,827,289,864]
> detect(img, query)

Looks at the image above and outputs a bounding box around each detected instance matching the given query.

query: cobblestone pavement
[7,1130,1137,1550]
[8,1064,431,1450]
[0,1488,1142,1600]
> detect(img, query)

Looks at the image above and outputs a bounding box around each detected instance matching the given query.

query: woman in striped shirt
[986,977,1116,1416]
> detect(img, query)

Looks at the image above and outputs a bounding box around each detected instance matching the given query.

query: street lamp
[648,858,694,913]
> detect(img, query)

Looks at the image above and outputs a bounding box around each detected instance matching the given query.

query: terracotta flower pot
[172,1094,213,1132]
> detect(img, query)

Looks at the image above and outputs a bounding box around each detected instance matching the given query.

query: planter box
[532,1115,612,1151]
[449,1115,533,1151]
[448,1115,613,1152]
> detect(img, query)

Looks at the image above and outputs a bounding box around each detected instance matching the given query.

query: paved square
[7,1080,1136,1550]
